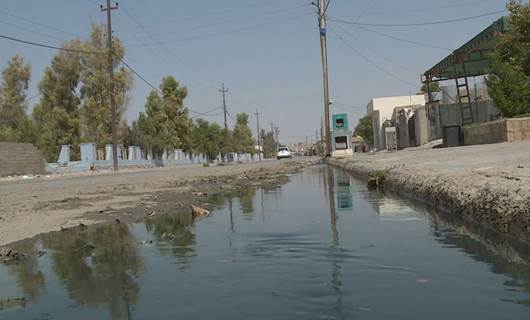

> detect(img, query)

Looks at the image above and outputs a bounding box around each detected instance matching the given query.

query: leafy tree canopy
[487,0,530,117]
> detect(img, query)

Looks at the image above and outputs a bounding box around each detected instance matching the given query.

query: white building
[367,95,426,151]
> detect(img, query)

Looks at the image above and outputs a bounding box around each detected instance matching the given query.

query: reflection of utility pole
[274,126,280,149]
[101,0,119,171]
[229,197,234,233]
[254,109,261,161]
[325,166,338,244]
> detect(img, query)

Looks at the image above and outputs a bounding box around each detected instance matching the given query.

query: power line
[119,58,160,92]
[119,3,309,38]
[119,4,218,90]
[0,9,79,38]
[0,32,105,54]
[138,0,299,28]
[336,23,452,51]
[120,57,220,115]
[336,24,416,74]
[328,9,506,27]
[360,0,505,17]
[126,12,313,46]
[328,26,419,89]
[0,19,67,42]
[352,0,373,22]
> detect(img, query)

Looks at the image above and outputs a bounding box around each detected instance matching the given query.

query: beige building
[367,95,426,151]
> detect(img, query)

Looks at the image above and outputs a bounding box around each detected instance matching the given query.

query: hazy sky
[1,0,508,143]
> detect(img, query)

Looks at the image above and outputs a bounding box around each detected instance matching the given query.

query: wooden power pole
[254,109,262,161]
[220,84,229,160]
[101,0,119,171]
[317,0,331,157]
[274,126,280,150]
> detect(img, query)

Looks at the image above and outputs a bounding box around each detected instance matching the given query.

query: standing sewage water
[1,165,530,319]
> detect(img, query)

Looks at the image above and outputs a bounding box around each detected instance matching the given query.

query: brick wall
[0,142,46,177]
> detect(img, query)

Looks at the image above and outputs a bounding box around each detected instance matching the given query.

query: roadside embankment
[328,140,530,241]
[0,158,317,246]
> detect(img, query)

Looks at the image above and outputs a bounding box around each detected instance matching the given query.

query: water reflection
[145,213,195,269]
[7,239,45,303]
[41,224,143,320]
[324,166,345,319]
[2,166,530,319]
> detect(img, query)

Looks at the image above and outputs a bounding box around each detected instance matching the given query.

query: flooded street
[1,165,530,319]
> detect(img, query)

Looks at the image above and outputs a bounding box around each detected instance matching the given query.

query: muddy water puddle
[1,166,530,319]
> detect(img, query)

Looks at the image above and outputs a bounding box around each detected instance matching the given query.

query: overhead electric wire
[127,12,313,46]
[138,0,299,28]
[189,106,223,116]
[324,0,332,15]
[0,32,104,54]
[360,0,505,17]
[335,24,416,74]
[119,57,222,115]
[0,19,67,42]
[328,26,419,89]
[120,3,309,37]
[0,9,79,38]
[336,23,452,51]
[328,9,506,27]
[119,4,218,90]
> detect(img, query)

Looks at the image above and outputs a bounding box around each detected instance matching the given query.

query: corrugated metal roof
[424,16,508,80]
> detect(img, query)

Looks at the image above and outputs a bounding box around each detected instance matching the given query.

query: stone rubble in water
[0,247,25,264]
[191,205,210,219]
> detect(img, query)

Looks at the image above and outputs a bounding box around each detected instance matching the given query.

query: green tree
[260,128,276,158]
[0,55,32,142]
[231,113,254,154]
[160,76,191,150]
[191,118,223,161]
[419,82,441,95]
[487,0,530,117]
[80,24,132,147]
[353,115,373,146]
[33,40,83,161]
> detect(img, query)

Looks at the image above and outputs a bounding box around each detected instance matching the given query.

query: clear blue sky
[1,0,508,144]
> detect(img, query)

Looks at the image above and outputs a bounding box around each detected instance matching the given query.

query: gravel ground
[0,158,317,246]
[328,140,530,242]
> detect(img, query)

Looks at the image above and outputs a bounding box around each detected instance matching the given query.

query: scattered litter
[147,211,156,217]
[99,207,114,214]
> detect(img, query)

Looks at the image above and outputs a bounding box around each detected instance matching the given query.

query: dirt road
[0,159,316,246]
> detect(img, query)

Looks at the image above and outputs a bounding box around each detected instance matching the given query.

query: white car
[276,147,292,160]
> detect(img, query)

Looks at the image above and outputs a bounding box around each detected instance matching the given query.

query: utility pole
[254,109,262,161]
[220,84,229,160]
[101,0,119,171]
[316,0,331,157]
[274,126,280,150]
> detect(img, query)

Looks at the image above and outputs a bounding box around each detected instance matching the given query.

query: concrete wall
[439,100,500,127]
[367,95,426,151]
[414,108,429,146]
[463,117,530,145]
[506,117,530,142]
[0,142,45,177]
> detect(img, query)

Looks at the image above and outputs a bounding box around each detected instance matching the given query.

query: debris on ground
[0,247,25,264]
[191,205,210,219]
